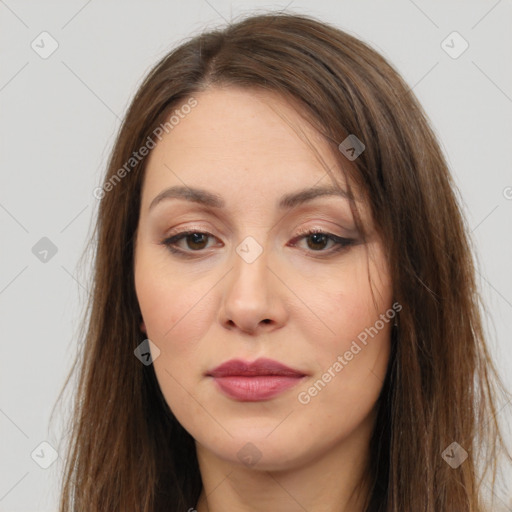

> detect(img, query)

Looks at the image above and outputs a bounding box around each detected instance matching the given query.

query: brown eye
[305,233,330,251]
[161,230,219,256]
[290,229,356,256]
[184,233,209,250]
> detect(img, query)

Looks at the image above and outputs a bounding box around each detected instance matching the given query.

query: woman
[57,11,510,511]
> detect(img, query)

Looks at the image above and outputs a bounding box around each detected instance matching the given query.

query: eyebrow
[148,184,354,212]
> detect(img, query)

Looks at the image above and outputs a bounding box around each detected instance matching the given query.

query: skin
[134,86,393,512]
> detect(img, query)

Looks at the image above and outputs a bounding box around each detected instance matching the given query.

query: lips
[207,358,306,378]
[206,358,307,401]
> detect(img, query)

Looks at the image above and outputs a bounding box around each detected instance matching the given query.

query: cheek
[134,250,216,360]
[134,255,218,423]
[296,246,393,405]
[304,288,392,394]
[308,248,392,350]
[293,289,392,445]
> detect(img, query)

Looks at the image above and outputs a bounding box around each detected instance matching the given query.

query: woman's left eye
[290,230,355,255]
[160,229,355,258]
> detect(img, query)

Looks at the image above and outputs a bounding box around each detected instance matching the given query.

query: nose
[218,243,288,335]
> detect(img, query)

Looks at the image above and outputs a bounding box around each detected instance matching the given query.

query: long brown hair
[55,11,510,511]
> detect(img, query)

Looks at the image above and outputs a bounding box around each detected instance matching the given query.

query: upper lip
[207,358,306,378]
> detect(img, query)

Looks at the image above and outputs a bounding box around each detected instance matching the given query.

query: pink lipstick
[206,358,306,401]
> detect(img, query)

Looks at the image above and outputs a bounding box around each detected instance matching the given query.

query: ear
[140,319,147,334]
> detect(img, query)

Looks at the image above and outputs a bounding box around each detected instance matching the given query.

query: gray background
[1,0,511,510]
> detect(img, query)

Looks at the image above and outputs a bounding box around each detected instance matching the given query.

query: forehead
[134,87,373,237]
[165,86,326,153]
[134,88,373,238]
[140,86,362,215]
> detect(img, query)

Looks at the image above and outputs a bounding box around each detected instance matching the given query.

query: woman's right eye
[161,231,219,256]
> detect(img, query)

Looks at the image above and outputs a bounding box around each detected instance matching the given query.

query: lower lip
[211,375,305,401]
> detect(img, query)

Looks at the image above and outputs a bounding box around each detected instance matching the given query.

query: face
[134,86,393,472]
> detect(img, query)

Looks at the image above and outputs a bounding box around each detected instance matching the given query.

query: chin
[195,427,317,472]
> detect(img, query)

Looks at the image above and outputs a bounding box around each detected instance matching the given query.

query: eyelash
[160,228,356,259]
